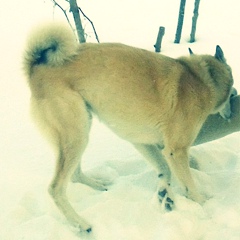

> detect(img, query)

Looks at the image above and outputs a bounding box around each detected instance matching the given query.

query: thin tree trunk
[154,26,165,52]
[190,0,201,43]
[69,0,86,43]
[174,0,186,44]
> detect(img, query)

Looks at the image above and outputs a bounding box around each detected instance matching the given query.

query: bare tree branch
[51,0,74,32]
[77,5,100,43]
[50,0,100,43]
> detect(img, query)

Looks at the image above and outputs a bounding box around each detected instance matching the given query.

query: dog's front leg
[133,144,175,210]
[162,146,205,204]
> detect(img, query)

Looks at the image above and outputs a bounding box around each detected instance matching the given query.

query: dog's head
[190,46,235,120]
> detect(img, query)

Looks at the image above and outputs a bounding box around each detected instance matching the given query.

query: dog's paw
[72,174,110,191]
[187,191,206,205]
[158,187,175,211]
[69,216,93,235]
[88,178,109,191]
[78,223,92,233]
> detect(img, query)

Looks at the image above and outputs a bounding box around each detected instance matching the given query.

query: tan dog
[23,23,234,232]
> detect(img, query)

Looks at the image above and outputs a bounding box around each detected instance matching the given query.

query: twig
[154,26,165,52]
[50,0,100,43]
[51,0,74,32]
[77,6,100,43]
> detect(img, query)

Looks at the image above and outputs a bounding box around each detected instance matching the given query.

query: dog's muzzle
[219,87,238,120]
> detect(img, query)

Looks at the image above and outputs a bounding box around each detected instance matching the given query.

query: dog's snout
[219,88,237,120]
[219,99,232,120]
[230,87,238,98]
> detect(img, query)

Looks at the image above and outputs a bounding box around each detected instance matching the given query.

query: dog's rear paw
[69,217,93,234]
[88,178,109,191]
[72,174,110,191]
[78,224,92,233]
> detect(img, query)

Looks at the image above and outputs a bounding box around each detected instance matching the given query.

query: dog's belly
[83,89,167,145]
[91,105,164,145]
[108,122,163,144]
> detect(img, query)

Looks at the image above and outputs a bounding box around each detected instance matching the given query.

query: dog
[23,23,234,232]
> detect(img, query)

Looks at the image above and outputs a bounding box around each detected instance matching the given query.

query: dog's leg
[162,146,204,204]
[49,144,92,232]
[133,144,175,210]
[68,111,108,191]
[33,94,94,232]
[160,115,207,207]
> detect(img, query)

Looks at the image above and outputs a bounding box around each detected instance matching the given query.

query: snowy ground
[0,0,240,239]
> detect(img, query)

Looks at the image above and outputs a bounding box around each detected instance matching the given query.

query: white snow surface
[0,0,240,239]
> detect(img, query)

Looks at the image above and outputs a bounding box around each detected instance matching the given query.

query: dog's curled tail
[23,22,78,78]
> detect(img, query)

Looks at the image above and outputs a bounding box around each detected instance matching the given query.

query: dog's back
[23,24,182,144]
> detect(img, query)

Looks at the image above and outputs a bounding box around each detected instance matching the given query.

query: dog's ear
[215,45,226,63]
[188,48,194,55]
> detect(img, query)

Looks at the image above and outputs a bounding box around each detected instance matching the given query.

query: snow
[0,0,240,239]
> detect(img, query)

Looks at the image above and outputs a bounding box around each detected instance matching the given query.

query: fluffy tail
[23,22,79,78]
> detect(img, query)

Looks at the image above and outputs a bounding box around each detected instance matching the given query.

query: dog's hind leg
[133,144,175,210]
[33,93,93,232]
[49,144,92,232]
[69,111,107,191]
